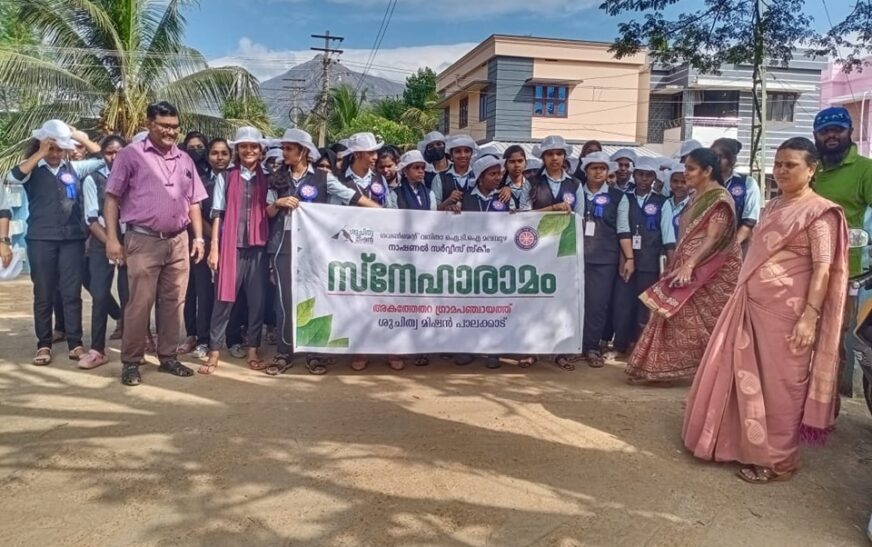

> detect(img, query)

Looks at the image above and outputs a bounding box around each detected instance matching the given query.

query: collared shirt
[814,144,872,274]
[631,191,676,245]
[386,180,437,210]
[265,164,357,206]
[83,165,109,223]
[576,184,631,234]
[725,171,761,221]
[545,171,572,199]
[345,167,375,189]
[431,166,474,201]
[211,165,262,215]
[470,187,503,211]
[507,177,532,211]
[661,196,689,247]
[6,158,105,184]
[106,138,207,233]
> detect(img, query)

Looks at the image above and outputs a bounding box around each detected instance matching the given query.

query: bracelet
[624,256,634,261]
[806,302,821,315]
[193,238,205,244]
[0,237,11,245]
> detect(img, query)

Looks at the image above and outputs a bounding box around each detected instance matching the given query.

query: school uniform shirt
[460,187,511,213]
[7,157,105,241]
[83,165,126,235]
[724,171,761,228]
[529,171,581,211]
[211,165,268,248]
[266,164,358,207]
[627,191,673,273]
[507,177,533,211]
[431,167,475,204]
[662,196,689,245]
[343,167,388,206]
[575,183,631,265]
[386,181,437,210]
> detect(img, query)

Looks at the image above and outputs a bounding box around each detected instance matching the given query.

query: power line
[311,30,344,147]
[355,0,398,95]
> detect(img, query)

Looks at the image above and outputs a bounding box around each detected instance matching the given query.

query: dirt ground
[0,278,870,547]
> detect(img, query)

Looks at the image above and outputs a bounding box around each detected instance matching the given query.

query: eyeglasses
[155,122,181,132]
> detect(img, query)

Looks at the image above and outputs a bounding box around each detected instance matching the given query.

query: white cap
[132,131,148,143]
[398,150,427,172]
[278,128,320,161]
[32,120,77,150]
[263,148,283,162]
[533,135,573,158]
[476,144,502,161]
[472,156,503,180]
[580,151,617,173]
[445,134,478,154]
[344,132,384,154]
[524,157,543,171]
[417,131,446,153]
[229,126,265,147]
[633,156,661,176]
[676,139,703,159]
[610,148,637,163]
[0,247,25,281]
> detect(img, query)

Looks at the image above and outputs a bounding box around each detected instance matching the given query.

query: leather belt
[128,224,186,240]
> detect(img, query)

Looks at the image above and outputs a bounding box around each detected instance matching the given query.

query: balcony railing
[667,116,741,129]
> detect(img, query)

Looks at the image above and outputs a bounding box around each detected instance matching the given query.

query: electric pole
[750,0,768,197]
[283,77,306,128]
[311,30,344,147]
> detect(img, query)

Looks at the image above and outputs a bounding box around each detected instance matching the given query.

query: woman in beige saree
[625,148,743,384]
[682,137,848,483]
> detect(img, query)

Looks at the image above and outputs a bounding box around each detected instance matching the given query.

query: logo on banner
[514,226,539,250]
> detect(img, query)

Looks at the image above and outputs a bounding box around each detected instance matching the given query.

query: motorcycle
[841,228,872,415]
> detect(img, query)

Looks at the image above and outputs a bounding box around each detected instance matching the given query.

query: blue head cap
[814,107,852,133]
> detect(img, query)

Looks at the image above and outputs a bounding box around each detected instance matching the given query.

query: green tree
[371,96,407,123]
[0,0,260,160]
[402,67,438,110]
[221,96,272,133]
[326,84,366,139]
[335,113,418,149]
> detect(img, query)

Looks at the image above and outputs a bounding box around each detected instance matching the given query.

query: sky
[188,0,852,84]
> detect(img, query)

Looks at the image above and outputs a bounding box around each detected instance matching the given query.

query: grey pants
[209,247,267,351]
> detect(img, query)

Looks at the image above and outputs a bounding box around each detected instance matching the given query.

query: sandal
[518,356,537,368]
[198,355,219,375]
[68,346,86,361]
[387,358,405,371]
[351,359,368,371]
[32,348,52,366]
[265,354,294,376]
[247,357,267,371]
[78,349,109,370]
[737,465,795,484]
[157,359,194,377]
[121,362,141,386]
[413,356,430,367]
[305,355,328,375]
[586,350,605,369]
[555,354,582,371]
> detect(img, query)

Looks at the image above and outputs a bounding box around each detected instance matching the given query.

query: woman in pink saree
[683,137,848,483]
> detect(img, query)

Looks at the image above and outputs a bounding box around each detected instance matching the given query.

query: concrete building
[820,58,872,156]
[436,35,650,146]
[646,51,827,173]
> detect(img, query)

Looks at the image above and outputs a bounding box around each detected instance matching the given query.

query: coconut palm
[0,0,259,163]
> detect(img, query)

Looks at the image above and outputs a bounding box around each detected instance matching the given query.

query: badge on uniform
[632,232,642,250]
[490,199,506,211]
[730,184,745,197]
[57,169,78,199]
[299,184,318,202]
[643,202,660,231]
[369,182,386,204]
[563,192,576,209]
[592,194,610,218]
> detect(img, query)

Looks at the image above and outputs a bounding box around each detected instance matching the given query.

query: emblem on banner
[514,226,539,250]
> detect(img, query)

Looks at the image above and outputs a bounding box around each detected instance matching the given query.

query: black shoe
[158,359,194,377]
[121,362,141,386]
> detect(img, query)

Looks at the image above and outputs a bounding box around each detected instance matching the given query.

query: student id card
[584,220,596,237]
[632,234,642,250]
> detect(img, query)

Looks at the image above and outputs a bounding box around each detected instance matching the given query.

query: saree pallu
[626,187,742,381]
[682,195,847,473]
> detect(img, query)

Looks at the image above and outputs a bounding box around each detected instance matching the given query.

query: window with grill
[533,85,568,118]
[459,97,469,129]
[479,88,488,122]
[767,93,796,122]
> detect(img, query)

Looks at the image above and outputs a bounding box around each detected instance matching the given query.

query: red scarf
[217,166,268,302]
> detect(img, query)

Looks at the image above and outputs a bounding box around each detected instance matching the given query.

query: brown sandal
[198,356,219,375]
[350,359,368,371]
[247,358,267,371]
[387,358,405,371]
[737,465,795,484]
[68,346,86,361]
[33,348,52,366]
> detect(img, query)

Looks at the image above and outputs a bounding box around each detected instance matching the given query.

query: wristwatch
[0,237,11,245]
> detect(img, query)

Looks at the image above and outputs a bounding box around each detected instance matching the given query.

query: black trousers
[226,291,247,347]
[273,252,293,355]
[264,280,276,328]
[88,240,128,352]
[583,262,618,353]
[183,251,214,345]
[209,247,267,351]
[55,256,121,333]
[28,239,85,350]
[612,270,659,353]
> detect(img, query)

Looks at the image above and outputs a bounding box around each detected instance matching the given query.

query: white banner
[291,204,584,354]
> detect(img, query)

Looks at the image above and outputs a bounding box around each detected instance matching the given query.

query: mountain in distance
[259,55,406,128]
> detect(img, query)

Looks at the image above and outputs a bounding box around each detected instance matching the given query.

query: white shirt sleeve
[72,158,106,180]
[517,181,532,211]
[266,189,277,206]
[211,172,227,217]
[430,175,443,205]
[385,189,398,209]
[616,194,631,234]
[743,175,761,222]
[661,200,676,245]
[83,176,99,223]
[325,173,356,205]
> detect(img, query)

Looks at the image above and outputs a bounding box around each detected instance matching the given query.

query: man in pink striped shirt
[104,101,207,387]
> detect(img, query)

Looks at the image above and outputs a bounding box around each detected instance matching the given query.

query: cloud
[209,38,477,83]
[325,0,599,19]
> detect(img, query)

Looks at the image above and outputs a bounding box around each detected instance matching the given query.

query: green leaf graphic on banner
[296,298,315,327]
[558,216,577,257]
[297,315,332,347]
[537,214,570,237]
[327,338,350,348]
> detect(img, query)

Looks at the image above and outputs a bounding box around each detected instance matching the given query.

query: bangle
[806,302,821,315]
[193,238,205,244]
[624,256,634,261]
